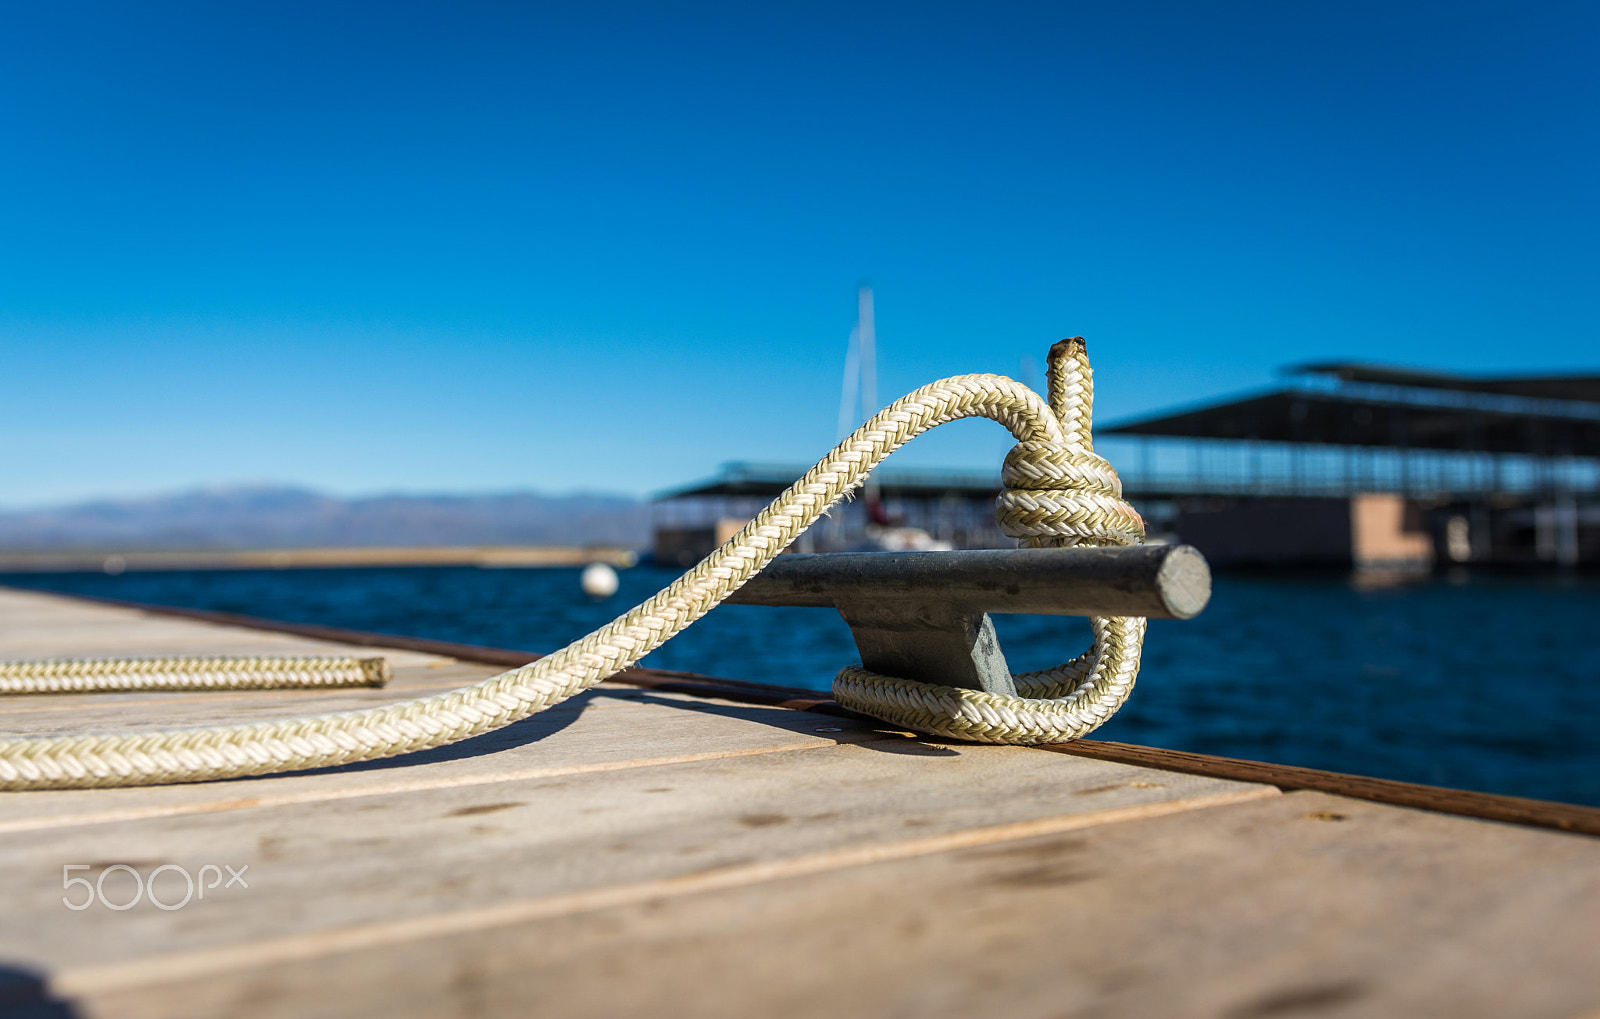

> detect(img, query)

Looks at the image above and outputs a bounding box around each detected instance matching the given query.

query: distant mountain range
[0,487,651,550]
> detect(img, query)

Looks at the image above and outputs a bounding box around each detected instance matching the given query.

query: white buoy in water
[580,562,620,599]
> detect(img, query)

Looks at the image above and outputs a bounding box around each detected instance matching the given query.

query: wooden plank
[0,660,499,733]
[0,688,897,833]
[0,586,498,745]
[0,718,1272,974]
[36,790,1599,1019]
[0,587,449,668]
[0,584,550,669]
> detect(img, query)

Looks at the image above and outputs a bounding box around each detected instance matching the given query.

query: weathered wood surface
[1,585,1597,1019]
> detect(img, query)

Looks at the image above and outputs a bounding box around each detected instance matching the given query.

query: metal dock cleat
[727,544,1211,697]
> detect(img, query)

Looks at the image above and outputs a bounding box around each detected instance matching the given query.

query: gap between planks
[1048,741,1600,837]
[47,784,1278,999]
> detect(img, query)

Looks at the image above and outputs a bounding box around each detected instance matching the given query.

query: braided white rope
[0,342,1144,790]
[0,656,389,695]
[832,338,1147,741]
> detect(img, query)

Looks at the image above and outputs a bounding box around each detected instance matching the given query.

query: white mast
[856,284,885,524]
[836,326,860,441]
[835,283,878,440]
[857,284,876,420]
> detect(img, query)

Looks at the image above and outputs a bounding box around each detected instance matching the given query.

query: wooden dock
[1,584,1597,1018]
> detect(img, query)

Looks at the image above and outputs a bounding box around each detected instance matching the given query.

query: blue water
[5,566,1598,807]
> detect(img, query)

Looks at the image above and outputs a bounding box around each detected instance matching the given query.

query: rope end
[1048,336,1087,362]
[359,657,392,687]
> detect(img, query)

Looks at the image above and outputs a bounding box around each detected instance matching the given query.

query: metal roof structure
[1291,363,1600,404]
[1104,366,1600,457]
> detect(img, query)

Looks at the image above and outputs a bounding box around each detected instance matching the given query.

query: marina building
[1104,362,1599,569]
[653,362,1599,570]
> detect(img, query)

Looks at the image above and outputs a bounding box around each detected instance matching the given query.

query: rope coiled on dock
[0,338,1144,790]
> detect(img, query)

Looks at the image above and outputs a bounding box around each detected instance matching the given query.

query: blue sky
[2,1,1595,507]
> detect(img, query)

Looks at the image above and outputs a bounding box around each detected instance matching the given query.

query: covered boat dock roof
[1290,362,1600,404]
[1103,364,1600,457]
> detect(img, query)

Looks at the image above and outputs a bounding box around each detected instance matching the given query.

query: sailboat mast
[858,284,876,420]
[857,284,888,526]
